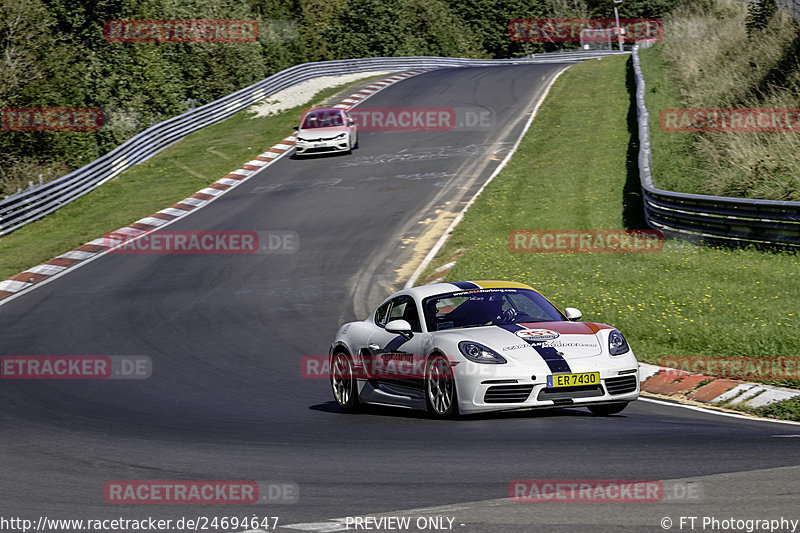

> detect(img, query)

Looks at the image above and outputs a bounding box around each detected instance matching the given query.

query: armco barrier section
[0,51,625,236]
[632,45,800,247]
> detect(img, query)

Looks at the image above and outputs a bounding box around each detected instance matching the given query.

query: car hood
[297,126,349,140]
[435,321,612,360]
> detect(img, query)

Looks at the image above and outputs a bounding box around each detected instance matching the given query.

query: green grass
[638,45,706,194]
[0,75,384,280]
[639,2,800,200]
[747,396,800,422]
[425,54,800,368]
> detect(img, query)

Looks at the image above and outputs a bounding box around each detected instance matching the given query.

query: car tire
[588,402,629,416]
[331,351,360,413]
[425,354,459,418]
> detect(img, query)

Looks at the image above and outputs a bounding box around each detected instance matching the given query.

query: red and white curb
[638,362,800,409]
[0,70,430,305]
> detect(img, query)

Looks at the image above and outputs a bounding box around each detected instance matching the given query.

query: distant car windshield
[422,288,565,331]
[302,110,344,129]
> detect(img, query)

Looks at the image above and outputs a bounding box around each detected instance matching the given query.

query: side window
[388,298,407,321]
[375,301,391,326]
[387,296,422,333]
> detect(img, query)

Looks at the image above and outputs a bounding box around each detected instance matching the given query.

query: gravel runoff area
[247,71,393,117]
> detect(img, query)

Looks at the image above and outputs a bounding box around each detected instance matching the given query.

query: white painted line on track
[280,501,491,531]
[639,397,800,426]
[404,64,573,289]
[280,522,348,532]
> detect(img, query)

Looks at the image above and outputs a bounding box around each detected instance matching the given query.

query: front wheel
[331,352,360,413]
[588,402,629,416]
[425,354,459,418]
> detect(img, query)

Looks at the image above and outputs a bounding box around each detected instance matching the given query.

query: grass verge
[0,75,386,281]
[641,0,800,200]
[747,396,800,422]
[421,54,800,374]
[637,44,705,195]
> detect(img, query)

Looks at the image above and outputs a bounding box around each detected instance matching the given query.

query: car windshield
[422,288,565,331]
[301,110,344,129]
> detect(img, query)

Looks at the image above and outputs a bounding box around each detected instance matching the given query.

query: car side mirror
[293,126,299,131]
[347,118,355,126]
[385,319,413,339]
[564,308,582,321]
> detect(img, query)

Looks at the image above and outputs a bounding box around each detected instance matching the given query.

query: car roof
[303,108,345,115]
[395,280,539,302]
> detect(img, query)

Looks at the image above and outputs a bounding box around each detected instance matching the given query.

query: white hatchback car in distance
[294,108,358,156]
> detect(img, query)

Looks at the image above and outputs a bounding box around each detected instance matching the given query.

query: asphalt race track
[1,64,799,532]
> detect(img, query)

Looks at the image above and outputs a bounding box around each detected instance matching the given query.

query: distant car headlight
[608,330,630,355]
[296,136,307,142]
[458,341,507,364]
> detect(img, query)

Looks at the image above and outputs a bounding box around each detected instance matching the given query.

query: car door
[365,295,425,384]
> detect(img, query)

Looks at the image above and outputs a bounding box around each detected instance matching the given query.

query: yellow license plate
[547,372,600,388]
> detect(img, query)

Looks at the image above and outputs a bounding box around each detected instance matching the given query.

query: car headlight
[334,133,346,139]
[608,330,630,355]
[297,136,307,142]
[458,341,507,364]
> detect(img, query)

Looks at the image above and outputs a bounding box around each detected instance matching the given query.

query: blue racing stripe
[529,345,571,374]
[497,324,572,374]
[450,281,481,290]
[384,335,409,352]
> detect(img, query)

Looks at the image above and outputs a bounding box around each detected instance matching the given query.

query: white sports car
[329,281,639,417]
[294,108,358,156]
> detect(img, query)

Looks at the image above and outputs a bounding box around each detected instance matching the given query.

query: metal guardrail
[632,45,800,247]
[0,51,625,236]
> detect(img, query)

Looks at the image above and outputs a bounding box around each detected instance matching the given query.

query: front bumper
[453,359,640,414]
[295,136,350,155]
